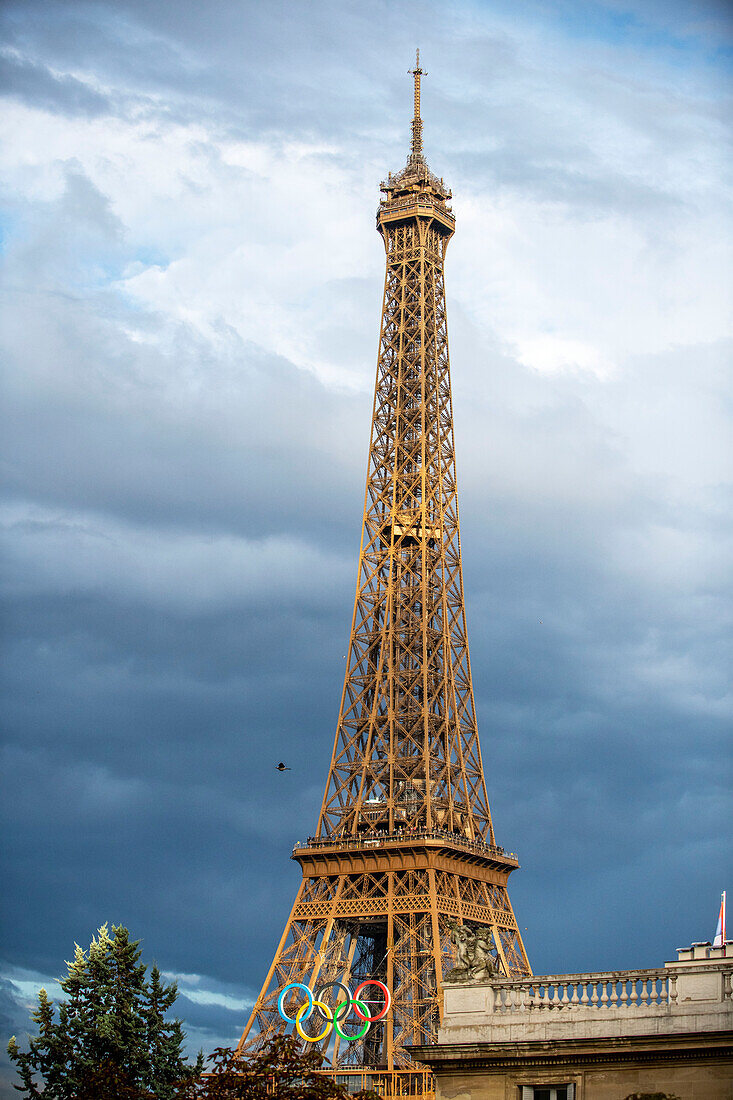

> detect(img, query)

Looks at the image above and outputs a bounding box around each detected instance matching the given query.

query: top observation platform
[377,50,455,237]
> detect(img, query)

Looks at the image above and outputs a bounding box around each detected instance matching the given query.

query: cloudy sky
[1,0,732,1090]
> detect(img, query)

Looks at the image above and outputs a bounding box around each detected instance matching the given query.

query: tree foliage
[7,924,203,1099]
[195,1035,380,1100]
[9,928,386,1099]
[623,1094,681,1100]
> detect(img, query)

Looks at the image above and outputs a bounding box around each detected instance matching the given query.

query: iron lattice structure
[238,55,530,1081]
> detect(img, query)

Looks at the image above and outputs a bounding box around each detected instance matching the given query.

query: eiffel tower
[237,53,530,1087]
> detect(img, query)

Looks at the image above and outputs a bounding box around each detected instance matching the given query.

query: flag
[713,891,726,947]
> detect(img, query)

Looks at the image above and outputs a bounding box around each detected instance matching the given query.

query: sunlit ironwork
[237,53,530,1090]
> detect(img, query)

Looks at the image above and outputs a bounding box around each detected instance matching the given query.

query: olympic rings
[277,980,391,1042]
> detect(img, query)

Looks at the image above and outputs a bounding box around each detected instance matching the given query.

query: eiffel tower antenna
[409,48,425,162]
[237,58,531,1093]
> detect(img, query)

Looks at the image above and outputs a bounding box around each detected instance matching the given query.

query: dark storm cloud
[0,154,367,1094]
[0,739,317,973]
[0,979,33,1090]
[0,52,112,116]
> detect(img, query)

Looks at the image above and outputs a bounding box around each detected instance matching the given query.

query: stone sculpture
[444,921,499,982]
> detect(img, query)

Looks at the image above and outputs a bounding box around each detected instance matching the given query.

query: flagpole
[713,890,726,947]
[723,890,727,944]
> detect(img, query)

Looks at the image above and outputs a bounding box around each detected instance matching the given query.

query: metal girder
[237,61,530,1090]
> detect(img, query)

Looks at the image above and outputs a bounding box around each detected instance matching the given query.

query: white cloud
[3,19,728,407]
[168,978,253,1013]
[512,333,612,377]
[1,971,65,1008]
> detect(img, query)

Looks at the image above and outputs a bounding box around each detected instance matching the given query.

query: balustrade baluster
[477,968,699,1022]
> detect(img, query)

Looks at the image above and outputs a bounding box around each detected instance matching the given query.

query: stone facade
[413,942,733,1100]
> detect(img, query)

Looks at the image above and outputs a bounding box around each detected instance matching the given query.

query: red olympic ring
[353,980,391,1022]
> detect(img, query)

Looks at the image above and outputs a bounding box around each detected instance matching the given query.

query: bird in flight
[276,762,291,772]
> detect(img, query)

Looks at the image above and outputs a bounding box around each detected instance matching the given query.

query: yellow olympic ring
[295,999,332,1042]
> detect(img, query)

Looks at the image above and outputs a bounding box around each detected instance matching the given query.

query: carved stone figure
[444,921,499,982]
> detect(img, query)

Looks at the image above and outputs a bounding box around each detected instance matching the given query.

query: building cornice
[412,1030,733,1072]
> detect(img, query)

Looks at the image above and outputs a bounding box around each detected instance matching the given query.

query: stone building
[413,941,733,1100]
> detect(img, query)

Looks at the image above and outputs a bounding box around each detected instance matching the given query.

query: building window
[521,1088,575,1100]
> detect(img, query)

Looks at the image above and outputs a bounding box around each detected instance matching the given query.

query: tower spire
[409,48,425,163]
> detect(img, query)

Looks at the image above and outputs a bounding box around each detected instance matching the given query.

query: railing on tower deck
[314,1068,434,1098]
[378,196,454,218]
[258,1069,433,1099]
[292,829,518,863]
[488,968,685,1012]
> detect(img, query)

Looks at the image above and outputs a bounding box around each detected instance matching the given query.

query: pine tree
[143,965,198,1098]
[8,925,204,1099]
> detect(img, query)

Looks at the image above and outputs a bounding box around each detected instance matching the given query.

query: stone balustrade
[438,943,733,1046]
[489,968,679,1013]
